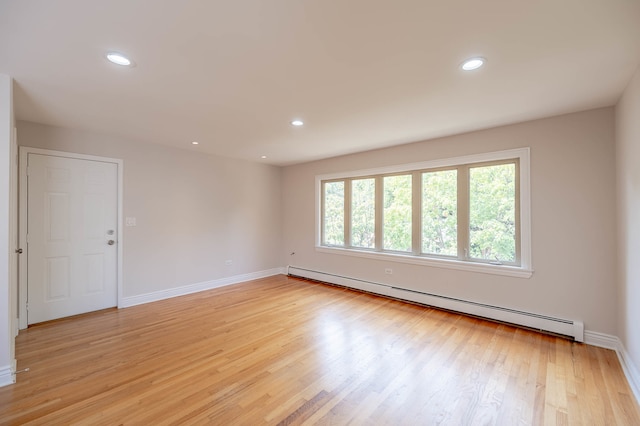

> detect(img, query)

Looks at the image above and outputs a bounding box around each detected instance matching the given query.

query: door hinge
[26,302,29,311]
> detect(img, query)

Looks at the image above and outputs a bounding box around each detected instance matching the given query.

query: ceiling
[1,0,639,166]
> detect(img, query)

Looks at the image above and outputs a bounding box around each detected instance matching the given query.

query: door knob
[107,240,115,245]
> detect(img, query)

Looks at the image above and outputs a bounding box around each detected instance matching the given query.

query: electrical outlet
[385,268,393,275]
[225,260,232,266]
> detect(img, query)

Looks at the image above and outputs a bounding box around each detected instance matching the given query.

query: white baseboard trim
[119,267,285,308]
[617,344,640,405]
[584,330,619,350]
[584,331,640,404]
[0,364,15,387]
[288,266,584,341]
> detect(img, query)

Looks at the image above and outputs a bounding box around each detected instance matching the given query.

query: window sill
[315,246,533,279]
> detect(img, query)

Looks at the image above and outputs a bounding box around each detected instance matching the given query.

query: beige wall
[13,106,624,338]
[7,97,635,368]
[282,108,618,334]
[616,66,640,372]
[17,121,283,298]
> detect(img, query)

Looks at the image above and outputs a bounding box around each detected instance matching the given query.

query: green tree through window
[422,170,457,256]
[319,151,525,270]
[469,163,516,262]
[323,181,344,245]
[383,175,412,252]
[351,178,375,248]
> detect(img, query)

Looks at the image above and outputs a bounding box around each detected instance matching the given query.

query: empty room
[1,0,640,424]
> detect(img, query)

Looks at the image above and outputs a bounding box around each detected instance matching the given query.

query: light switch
[125,217,137,227]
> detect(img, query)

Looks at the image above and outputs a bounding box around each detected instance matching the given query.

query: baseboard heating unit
[287,266,584,342]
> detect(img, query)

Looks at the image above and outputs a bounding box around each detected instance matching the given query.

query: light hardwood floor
[1,275,639,425]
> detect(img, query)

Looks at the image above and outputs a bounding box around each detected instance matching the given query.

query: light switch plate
[125,217,137,227]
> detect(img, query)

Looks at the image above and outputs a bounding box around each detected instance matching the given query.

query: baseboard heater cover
[287,266,584,342]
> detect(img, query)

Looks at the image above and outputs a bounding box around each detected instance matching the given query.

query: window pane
[422,170,457,256]
[351,178,375,248]
[383,175,412,252]
[469,163,516,262]
[323,181,345,245]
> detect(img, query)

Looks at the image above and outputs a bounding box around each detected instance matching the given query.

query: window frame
[349,176,377,250]
[466,159,520,266]
[320,179,346,247]
[420,166,459,259]
[316,148,532,278]
[381,172,414,253]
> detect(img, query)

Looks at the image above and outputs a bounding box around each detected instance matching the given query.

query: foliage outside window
[322,181,344,246]
[383,175,412,252]
[320,152,524,269]
[469,163,516,263]
[351,178,375,249]
[422,169,457,256]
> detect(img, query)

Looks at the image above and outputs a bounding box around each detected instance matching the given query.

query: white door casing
[19,148,123,327]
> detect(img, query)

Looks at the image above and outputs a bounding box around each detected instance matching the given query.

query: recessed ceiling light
[191,141,199,145]
[291,120,304,126]
[461,57,485,71]
[106,52,133,67]
[261,155,267,159]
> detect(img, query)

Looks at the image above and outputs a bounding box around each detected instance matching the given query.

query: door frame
[18,147,124,330]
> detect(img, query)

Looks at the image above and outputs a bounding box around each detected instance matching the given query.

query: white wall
[17,121,283,299]
[282,108,618,335]
[0,74,15,386]
[616,66,640,384]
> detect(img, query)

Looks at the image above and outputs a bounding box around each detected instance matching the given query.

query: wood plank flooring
[1,275,638,425]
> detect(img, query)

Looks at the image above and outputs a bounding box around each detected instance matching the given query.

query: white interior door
[26,153,118,324]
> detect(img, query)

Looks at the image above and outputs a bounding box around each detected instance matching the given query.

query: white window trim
[315,148,533,279]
